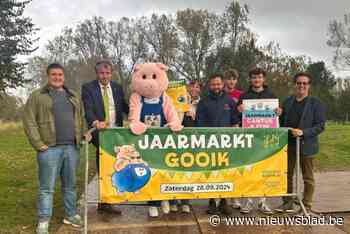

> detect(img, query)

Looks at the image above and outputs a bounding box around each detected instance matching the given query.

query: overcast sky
[25,0,350,77]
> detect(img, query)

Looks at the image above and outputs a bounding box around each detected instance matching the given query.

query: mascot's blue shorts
[111,163,151,193]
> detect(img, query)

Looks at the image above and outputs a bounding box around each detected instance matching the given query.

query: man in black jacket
[237,68,281,215]
[196,74,240,128]
[276,72,326,214]
[237,68,277,107]
[196,74,240,215]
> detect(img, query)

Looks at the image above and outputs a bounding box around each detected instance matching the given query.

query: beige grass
[0,121,22,130]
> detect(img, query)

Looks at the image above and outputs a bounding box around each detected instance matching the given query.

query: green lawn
[315,123,350,171]
[0,123,349,233]
[0,124,96,233]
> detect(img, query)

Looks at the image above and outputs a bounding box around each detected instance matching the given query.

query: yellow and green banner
[99,128,288,203]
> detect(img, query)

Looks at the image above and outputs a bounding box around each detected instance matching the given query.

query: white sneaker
[232,198,241,209]
[240,199,253,214]
[63,214,82,228]
[161,200,170,214]
[170,204,178,212]
[36,221,49,234]
[181,204,191,213]
[258,201,273,214]
[149,206,159,217]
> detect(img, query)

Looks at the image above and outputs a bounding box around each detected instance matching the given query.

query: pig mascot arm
[163,93,184,132]
[129,93,148,135]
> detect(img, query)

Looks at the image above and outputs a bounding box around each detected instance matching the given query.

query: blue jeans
[37,145,79,221]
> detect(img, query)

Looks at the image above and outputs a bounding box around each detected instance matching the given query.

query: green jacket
[23,85,87,151]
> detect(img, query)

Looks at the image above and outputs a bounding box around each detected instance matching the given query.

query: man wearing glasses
[276,72,326,215]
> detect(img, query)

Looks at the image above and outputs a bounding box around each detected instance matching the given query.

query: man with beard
[196,74,240,215]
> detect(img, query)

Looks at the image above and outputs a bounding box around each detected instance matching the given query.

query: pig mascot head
[128,63,183,135]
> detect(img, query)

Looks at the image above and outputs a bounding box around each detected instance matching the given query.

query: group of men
[196,68,326,216]
[22,61,326,234]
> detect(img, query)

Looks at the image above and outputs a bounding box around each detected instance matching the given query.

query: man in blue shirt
[196,74,239,215]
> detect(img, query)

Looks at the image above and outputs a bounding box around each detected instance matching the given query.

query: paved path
[57,171,350,233]
[313,171,350,213]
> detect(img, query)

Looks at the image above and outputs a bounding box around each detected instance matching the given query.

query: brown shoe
[218,199,233,215]
[97,203,122,215]
[206,199,219,215]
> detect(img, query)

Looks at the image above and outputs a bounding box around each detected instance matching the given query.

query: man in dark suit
[82,60,129,214]
[276,72,326,215]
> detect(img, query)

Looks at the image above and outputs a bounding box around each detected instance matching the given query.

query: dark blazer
[281,96,326,156]
[81,80,129,146]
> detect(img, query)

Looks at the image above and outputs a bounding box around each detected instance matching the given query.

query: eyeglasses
[296,82,309,86]
[249,76,263,80]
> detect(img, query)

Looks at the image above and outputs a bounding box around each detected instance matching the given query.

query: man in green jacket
[23,63,91,234]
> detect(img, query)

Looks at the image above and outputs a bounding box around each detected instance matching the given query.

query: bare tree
[141,14,178,66]
[26,56,48,90]
[223,1,250,53]
[106,17,132,85]
[107,17,149,91]
[175,9,216,82]
[73,16,110,63]
[327,13,350,69]
[46,27,75,65]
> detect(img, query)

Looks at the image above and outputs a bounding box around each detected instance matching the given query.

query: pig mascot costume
[128,63,183,217]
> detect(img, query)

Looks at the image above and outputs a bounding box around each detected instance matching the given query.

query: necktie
[102,86,110,123]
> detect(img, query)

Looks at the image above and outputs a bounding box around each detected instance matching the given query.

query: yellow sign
[166,80,190,112]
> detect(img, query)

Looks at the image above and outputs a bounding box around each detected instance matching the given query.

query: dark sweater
[281,96,326,156]
[196,91,240,127]
[238,86,276,105]
[286,97,307,144]
[49,89,75,145]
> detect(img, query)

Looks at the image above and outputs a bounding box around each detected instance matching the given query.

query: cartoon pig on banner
[111,144,151,194]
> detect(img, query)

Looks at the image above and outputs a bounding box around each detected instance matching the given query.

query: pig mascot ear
[156,63,168,72]
[133,64,142,73]
[114,146,121,154]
